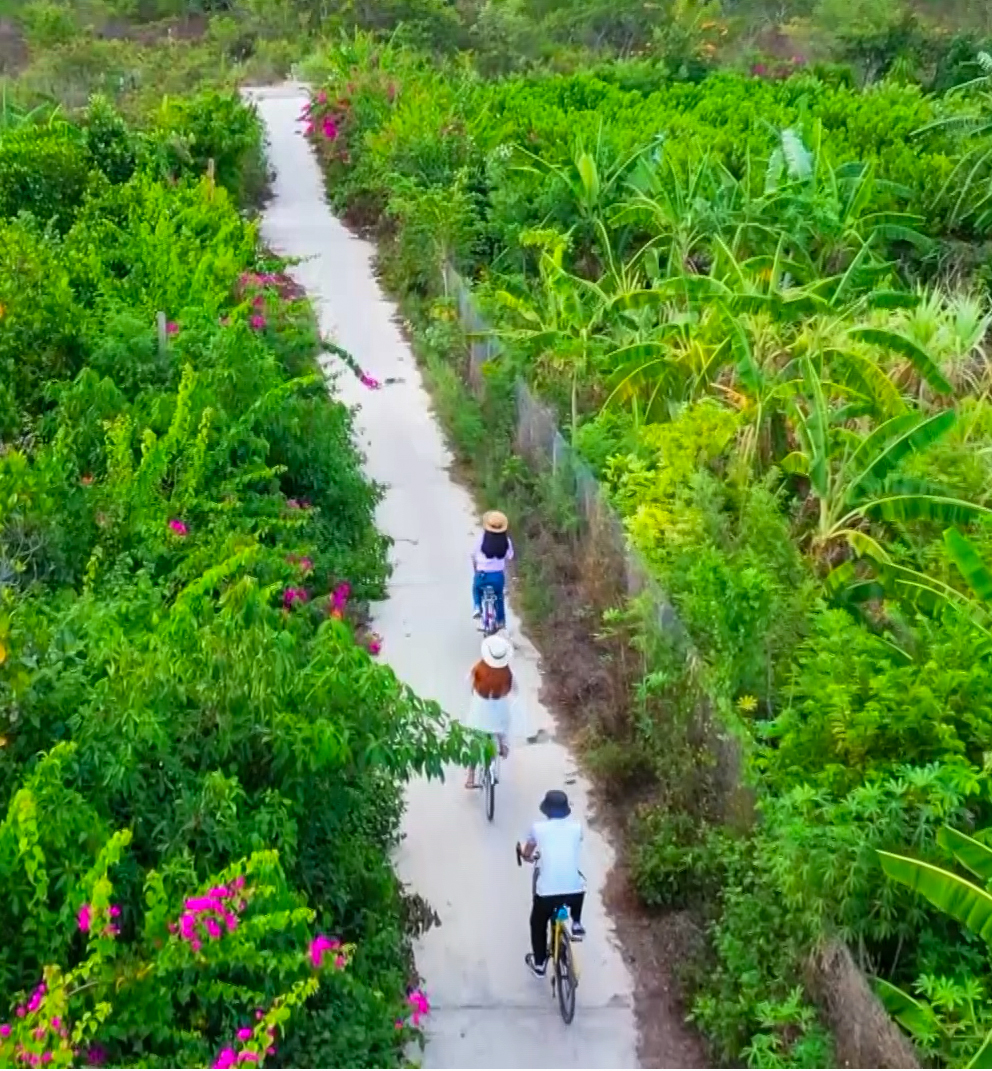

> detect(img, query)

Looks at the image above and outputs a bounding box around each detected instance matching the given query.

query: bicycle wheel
[484,759,495,822]
[554,926,576,1024]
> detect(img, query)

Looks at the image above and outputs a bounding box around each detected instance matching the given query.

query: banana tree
[838,526,992,645]
[878,826,992,1067]
[757,123,933,277]
[782,360,992,562]
[491,228,624,437]
[914,51,992,232]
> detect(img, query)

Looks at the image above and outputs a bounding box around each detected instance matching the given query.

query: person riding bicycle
[519,789,586,977]
[464,634,516,789]
[472,510,513,630]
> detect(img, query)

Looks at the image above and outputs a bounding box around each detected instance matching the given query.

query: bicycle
[480,583,500,636]
[480,733,501,822]
[515,843,580,1024]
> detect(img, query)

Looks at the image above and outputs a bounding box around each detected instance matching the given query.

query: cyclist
[471,510,514,630]
[464,634,515,790]
[518,789,586,977]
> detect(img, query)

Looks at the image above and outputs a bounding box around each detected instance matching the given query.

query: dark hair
[481,530,509,559]
[472,662,513,699]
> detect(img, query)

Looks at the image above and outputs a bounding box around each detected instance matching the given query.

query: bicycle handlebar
[515,843,539,866]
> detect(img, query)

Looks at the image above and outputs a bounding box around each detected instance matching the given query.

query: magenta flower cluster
[212,1009,280,1068]
[168,519,188,537]
[283,587,308,610]
[3,978,76,1067]
[308,934,345,970]
[78,903,121,937]
[14,980,45,1021]
[169,877,246,953]
[359,372,381,390]
[395,988,431,1030]
[330,581,350,614]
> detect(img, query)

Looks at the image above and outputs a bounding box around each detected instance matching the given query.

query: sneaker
[525,953,547,977]
[571,922,586,942]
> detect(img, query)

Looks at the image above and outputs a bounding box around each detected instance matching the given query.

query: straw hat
[481,634,511,669]
[483,510,508,533]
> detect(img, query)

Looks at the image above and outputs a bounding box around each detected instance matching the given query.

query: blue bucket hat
[539,789,571,819]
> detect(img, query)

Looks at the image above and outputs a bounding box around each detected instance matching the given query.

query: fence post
[206,157,215,195]
[156,311,167,357]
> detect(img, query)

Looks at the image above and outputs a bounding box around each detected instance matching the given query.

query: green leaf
[938,827,992,885]
[878,849,992,941]
[874,977,942,1042]
[845,410,956,504]
[850,327,952,395]
[860,493,992,528]
[945,528,992,604]
[721,305,762,393]
[968,1027,992,1069]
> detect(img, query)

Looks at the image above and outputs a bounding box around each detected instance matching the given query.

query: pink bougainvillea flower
[283,586,308,610]
[286,498,301,510]
[168,519,188,537]
[309,934,342,969]
[322,117,338,140]
[298,556,313,573]
[109,905,121,918]
[304,121,314,137]
[50,1019,60,1031]
[85,1045,106,1066]
[78,904,91,933]
[255,1009,264,1021]
[249,314,266,331]
[0,1024,9,1037]
[366,632,383,656]
[241,1053,259,1063]
[33,1027,46,1040]
[212,1048,237,1070]
[236,1028,252,1042]
[166,321,179,336]
[16,1006,25,1018]
[359,372,381,390]
[407,988,431,1026]
[316,89,328,104]
[41,1056,52,1066]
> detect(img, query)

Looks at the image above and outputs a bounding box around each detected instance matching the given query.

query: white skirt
[467,692,512,737]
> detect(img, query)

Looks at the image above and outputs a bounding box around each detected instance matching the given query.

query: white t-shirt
[528,818,584,897]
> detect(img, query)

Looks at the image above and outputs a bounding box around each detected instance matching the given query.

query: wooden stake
[157,311,167,356]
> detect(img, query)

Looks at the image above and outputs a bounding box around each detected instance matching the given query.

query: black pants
[530,892,585,966]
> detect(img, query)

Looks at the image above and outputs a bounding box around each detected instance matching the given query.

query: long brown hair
[472,661,512,699]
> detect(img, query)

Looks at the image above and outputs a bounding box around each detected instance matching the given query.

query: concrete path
[249,84,638,1070]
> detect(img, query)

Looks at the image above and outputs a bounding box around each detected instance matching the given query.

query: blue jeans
[473,570,505,625]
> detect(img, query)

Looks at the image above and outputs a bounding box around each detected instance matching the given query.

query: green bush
[0,98,473,1065]
[0,125,93,232]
